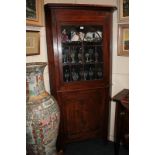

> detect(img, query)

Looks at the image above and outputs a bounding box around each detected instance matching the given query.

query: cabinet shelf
[62,41,103,46]
[63,62,103,66]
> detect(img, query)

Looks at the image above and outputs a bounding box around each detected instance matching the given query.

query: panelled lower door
[59,88,107,142]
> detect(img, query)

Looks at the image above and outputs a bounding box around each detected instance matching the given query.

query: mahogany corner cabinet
[45,3,116,148]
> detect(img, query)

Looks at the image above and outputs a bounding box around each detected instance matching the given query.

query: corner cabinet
[45,3,116,148]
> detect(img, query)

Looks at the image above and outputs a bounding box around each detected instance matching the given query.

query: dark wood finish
[113,89,129,155]
[45,3,116,149]
[57,150,64,155]
[60,89,107,143]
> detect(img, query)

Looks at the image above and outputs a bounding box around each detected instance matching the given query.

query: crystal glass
[71,68,79,81]
[64,69,70,82]
[85,52,89,63]
[63,53,67,63]
[84,70,88,80]
[97,67,103,79]
[88,67,94,80]
[88,48,94,62]
[78,52,82,63]
[71,51,76,63]
[95,51,99,62]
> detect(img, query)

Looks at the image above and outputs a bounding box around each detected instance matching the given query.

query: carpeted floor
[64,139,129,155]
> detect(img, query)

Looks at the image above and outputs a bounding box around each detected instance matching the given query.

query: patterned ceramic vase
[26,62,60,155]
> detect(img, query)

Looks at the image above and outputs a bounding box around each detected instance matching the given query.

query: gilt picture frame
[118,0,129,22]
[26,30,40,56]
[26,0,43,26]
[117,24,129,56]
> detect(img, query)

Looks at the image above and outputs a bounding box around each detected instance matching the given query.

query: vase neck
[26,66,46,97]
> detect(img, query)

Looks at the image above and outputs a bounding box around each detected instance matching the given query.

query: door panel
[60,89,106,141]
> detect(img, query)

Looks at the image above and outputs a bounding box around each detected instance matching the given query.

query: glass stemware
[78,52,82,63]
[88,49,94,62]
[64,69,70,82]
[88,67,94,80]
[63,53,67,63]
[71,68,79,81]
[84,70,88,80]
[71,51,76,63]
[85,52,89,63]
[95,51,99,62]
[97,68,103,79]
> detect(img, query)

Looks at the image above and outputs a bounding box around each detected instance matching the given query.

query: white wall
[109,10,129,141]
[26,26,50,93]
[26,0,129,141]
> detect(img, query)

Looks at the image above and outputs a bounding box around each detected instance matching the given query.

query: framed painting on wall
[26,30,40,56]
[26,0,43,26]
[117,24,129,56]
[118,0,129,22]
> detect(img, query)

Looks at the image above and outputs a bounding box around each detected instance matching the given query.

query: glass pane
[61,25,104,82]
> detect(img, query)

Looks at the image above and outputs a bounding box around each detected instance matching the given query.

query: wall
[26,26,50,93]
[110,10,129,140]
[26,0,129,141]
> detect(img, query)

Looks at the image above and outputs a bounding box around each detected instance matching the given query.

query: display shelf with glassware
[61,25,104,82]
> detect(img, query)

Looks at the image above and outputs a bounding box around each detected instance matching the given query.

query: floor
[63,139,129,155]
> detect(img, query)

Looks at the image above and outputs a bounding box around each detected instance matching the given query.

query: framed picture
[118,0,129,22]
[26,31,40,56]
[117,24,129,56]
[26,0,43,26]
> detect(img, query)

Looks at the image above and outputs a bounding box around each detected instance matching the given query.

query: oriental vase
[26,62,60,155]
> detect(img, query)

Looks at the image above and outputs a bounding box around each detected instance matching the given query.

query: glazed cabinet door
[60,24,104,83]
[46,8,112,91]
